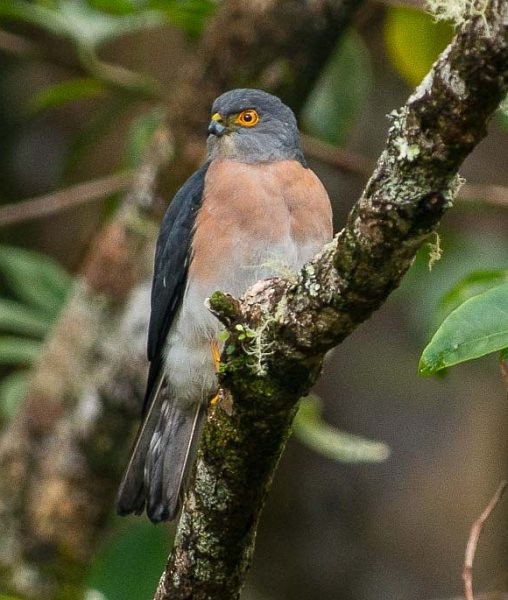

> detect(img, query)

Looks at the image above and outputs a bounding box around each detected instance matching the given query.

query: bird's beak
[208,112,227,136]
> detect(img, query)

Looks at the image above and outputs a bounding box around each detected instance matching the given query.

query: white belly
[163,236,322,405]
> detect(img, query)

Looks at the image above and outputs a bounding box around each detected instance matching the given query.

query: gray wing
[144,161,210,411]
[116,162,210,520]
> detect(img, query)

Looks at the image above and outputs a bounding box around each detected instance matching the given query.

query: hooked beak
[208,112,227,136]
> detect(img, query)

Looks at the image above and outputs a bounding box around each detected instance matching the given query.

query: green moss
[207,292,239,322]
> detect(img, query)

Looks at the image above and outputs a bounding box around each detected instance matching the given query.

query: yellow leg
[211,340,221,371]
[210,341,221,406]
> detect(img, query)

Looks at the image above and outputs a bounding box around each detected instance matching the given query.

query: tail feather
[116,372,165,516]
[116,374,206,523]
[146,399,206,522]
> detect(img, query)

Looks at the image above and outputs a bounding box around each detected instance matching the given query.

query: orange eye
[235,109,259,127]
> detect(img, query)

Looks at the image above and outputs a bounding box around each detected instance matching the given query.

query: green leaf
[0,337,42,365]
[29,77,108,114]
[301,30,373,147]
[0,1,69,37]
[216,329,230,342]
[0,370,29,419]
[65,96,135,172]
[87,0,140,15]
[420,282,508,375]
[86,520,170,600]
[293,396,390,463]
[500,347,508,362]
[0,245,71,317]
[58,0,166,46]
[0,0,166,47]
[384,6,452,87]
[439,269,508,317]
[149,0,216,36]
[0,299,51,337]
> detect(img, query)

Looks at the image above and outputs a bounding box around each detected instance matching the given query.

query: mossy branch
[156,2,508,599]
[0,1,364,598]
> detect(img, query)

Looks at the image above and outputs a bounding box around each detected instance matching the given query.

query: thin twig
[0,30,39,58]
[301,134,508,208]
[463,481,507,600]
[461,183,508,208]
[0,171,134,226]
[76,44,165,100]
[301,133,374,175]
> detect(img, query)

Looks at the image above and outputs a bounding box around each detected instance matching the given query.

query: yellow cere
[211,112,223,122]
[235,109,259,127]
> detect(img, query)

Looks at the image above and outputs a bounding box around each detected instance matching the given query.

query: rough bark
[0,1,363,598]
[155,2,508,599]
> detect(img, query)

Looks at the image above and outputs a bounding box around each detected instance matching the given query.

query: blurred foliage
[384,4,508,132]
[301,31,373,147]
[88,0,215,36]
[439,269,508,318]
[498,94,508,129]
[0,245,71,418]
[123,106,167,168]
[293,396,390,463]
[420,278,508,375]
[0,0,214,46]
[0,0,165,47]
[384,6,452,87]
[86,520,171,600]
[395,229,508,343]
[0,0,216,176]
[29,77,109,114]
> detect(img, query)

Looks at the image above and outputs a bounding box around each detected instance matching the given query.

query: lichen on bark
[156,2,508,599]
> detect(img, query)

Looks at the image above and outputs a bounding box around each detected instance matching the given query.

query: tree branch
[0,172,134,226]
[156,2,508,598]
[301,134,508,208]
[0,1,364,598]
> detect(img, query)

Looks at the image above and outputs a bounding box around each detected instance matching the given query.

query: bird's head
[206,88,304,164]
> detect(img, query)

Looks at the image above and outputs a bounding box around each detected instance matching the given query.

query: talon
[210,392,220,407]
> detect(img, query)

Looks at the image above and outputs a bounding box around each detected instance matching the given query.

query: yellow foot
[210,340,221,371]
[210,342,221,407]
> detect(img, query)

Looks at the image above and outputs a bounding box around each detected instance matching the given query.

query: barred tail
[116,375,206,523]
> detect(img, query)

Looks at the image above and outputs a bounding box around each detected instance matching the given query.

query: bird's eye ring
[235,109,259,127]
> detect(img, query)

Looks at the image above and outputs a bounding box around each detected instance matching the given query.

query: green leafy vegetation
[29,77,109,114]
[0,0,216,174]
[0,245,71,418]
[86,520,171,600]
[293,396,390,463]
[439,269,508,317]
[384,6,452,86]
[420,281,508,375]
[301,31,373,147]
